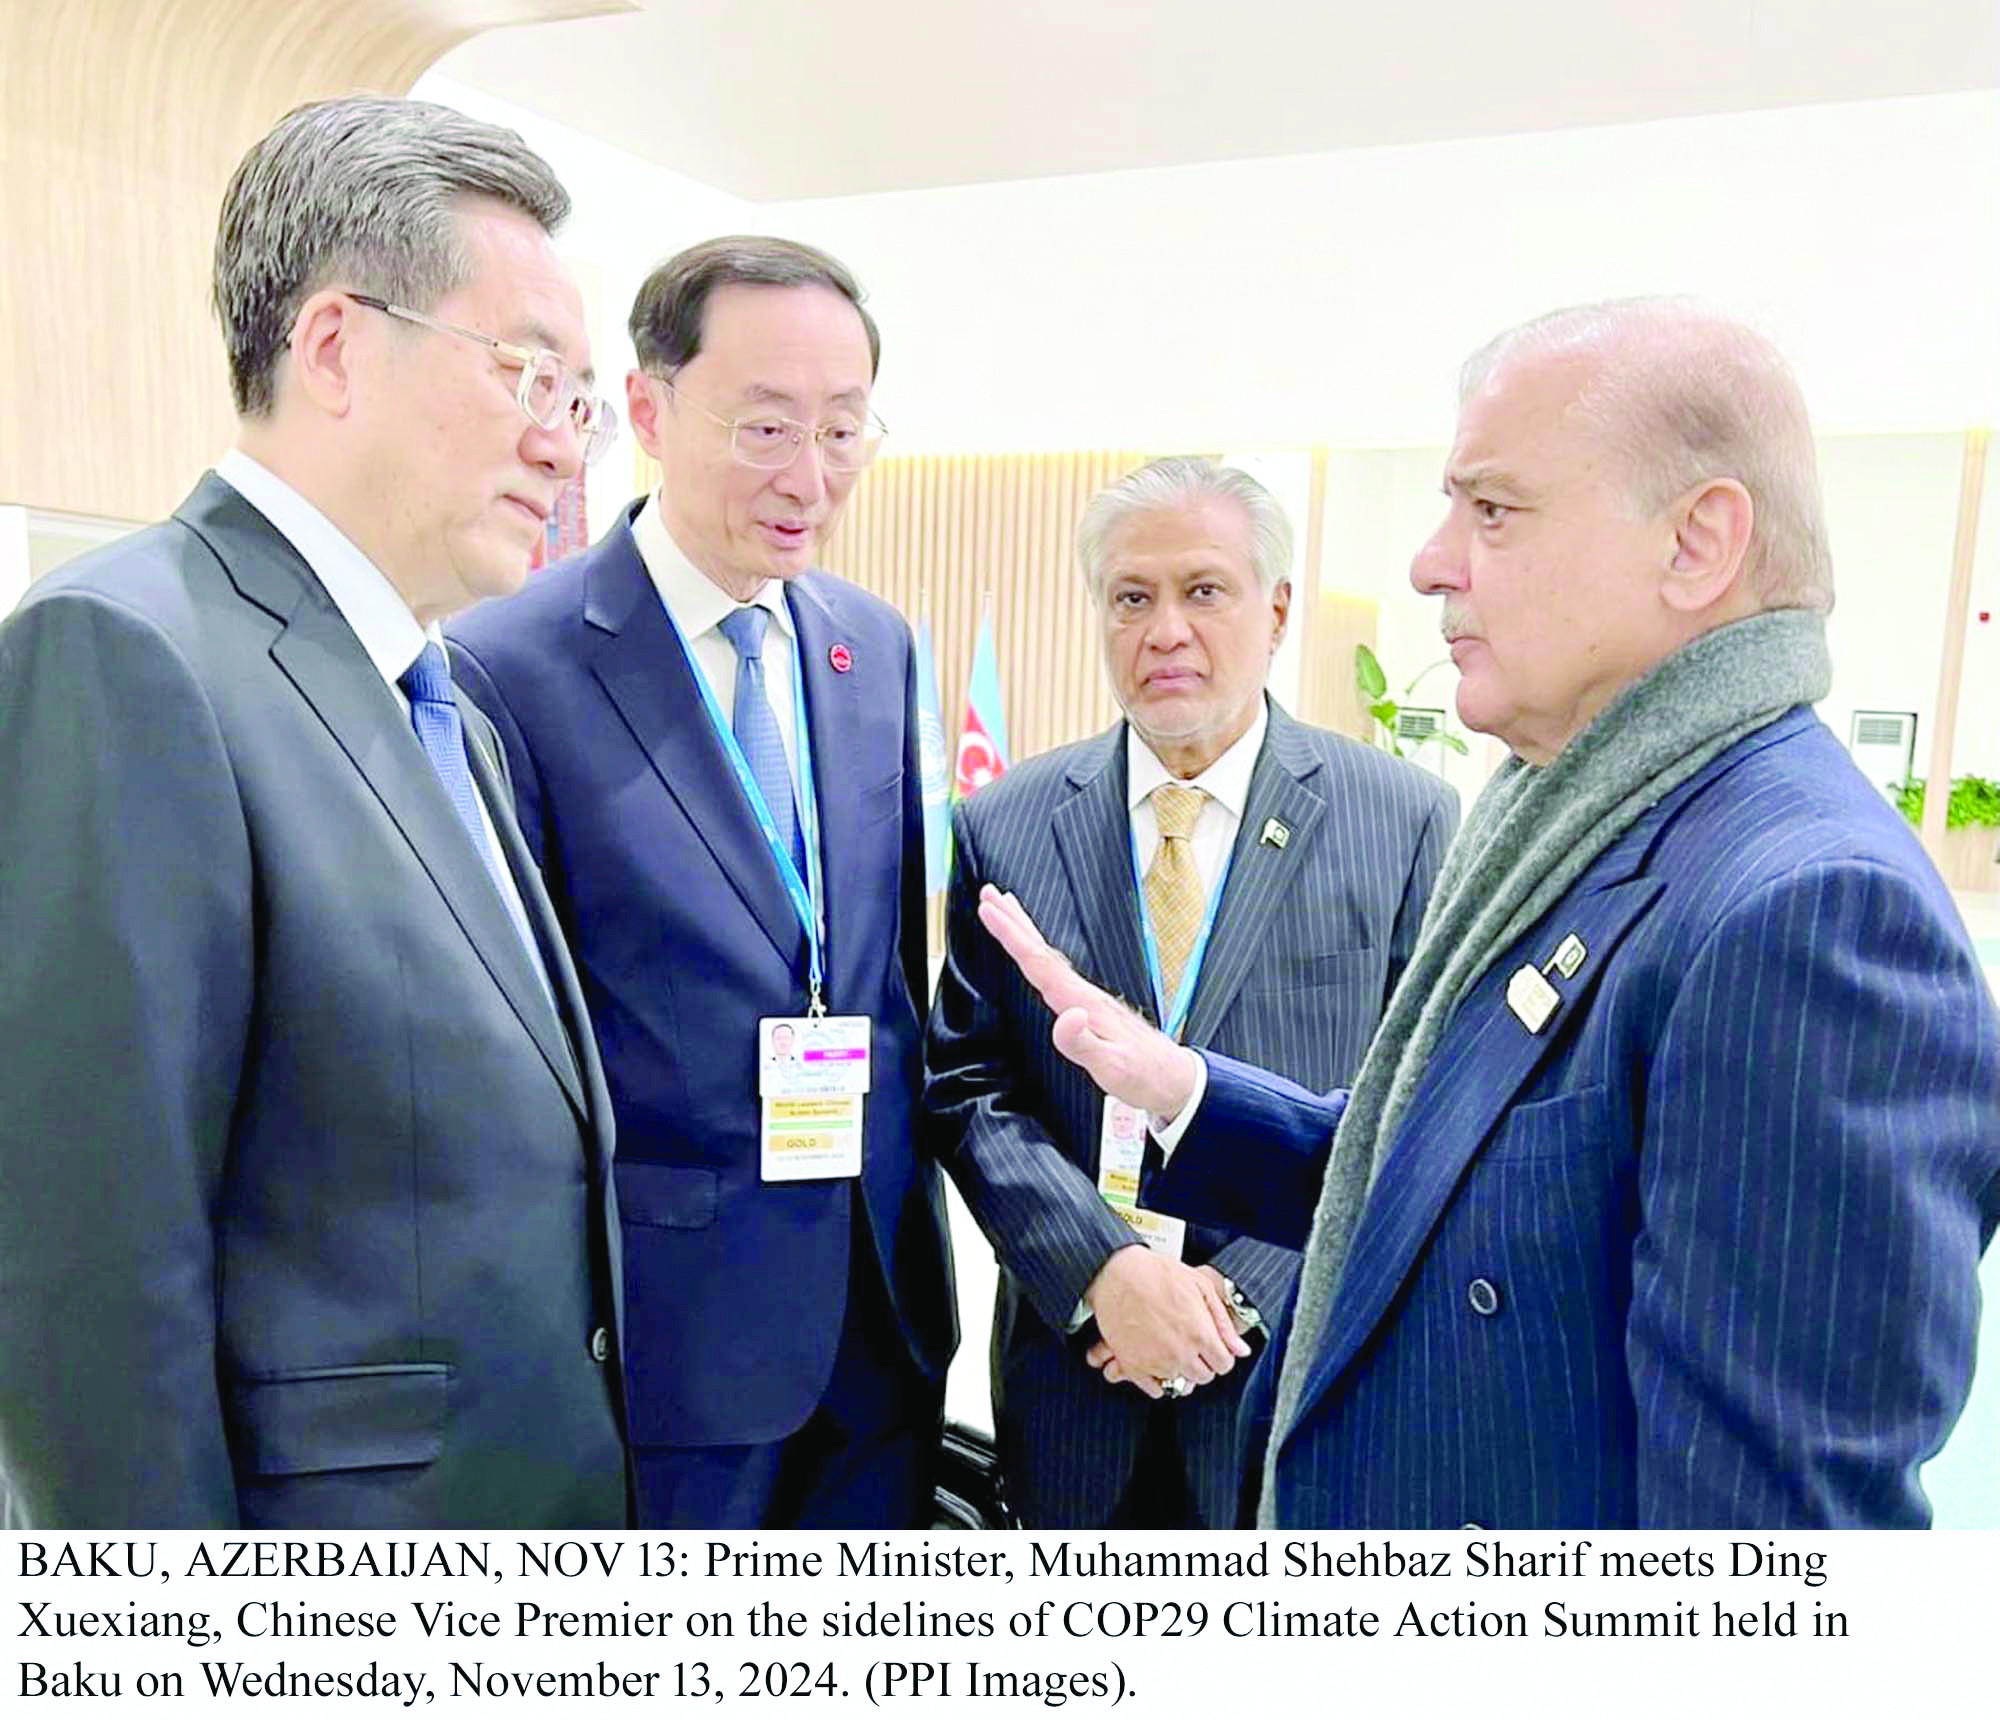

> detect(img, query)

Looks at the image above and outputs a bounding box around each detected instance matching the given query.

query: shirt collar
[215,448,437,687]
[631,491,793,644]
[1126,697,1269,820]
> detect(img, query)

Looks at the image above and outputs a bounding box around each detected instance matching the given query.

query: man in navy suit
[450,238,954,1529]
[977,300,2000,1528]
[928,458,1454,1527]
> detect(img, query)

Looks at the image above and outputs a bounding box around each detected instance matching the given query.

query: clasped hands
[973,883,1252,1399]
[1084,1248,1250,1399]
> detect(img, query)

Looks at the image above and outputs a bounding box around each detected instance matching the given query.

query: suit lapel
[1291,868,1666,1422]
[786,578,864,997]
[461,715,589,1122]
[1182,705,1326,1047]
[176,477,588,1120]
[583,523,806,971]
[1051,727,1155,1017]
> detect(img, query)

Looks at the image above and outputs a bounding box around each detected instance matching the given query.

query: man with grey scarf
[976,299,2000,1528]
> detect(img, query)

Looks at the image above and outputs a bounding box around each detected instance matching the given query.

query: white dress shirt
[213,449,550,999]
[1125,699,1268,910]
[631,492,800,793]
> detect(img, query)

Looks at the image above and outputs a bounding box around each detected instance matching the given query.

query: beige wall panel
[1920,429,1988,867]
[825,450,1164,776]
[822,449,1153,954]
[0,1,632,522]
[1302,592,1379,743]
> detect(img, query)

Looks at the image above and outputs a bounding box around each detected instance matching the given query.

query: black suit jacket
[0,474,628,1528]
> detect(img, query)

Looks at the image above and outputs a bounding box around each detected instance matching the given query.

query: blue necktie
[717,606,806,879]
[400,642,552,1000]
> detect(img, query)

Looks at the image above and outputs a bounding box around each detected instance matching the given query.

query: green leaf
[1952,776,2000,830]
[1432,732,1471,756]
[1892,776,2000,830]
[1354,643,1388,700]
[1368,699,1399,727]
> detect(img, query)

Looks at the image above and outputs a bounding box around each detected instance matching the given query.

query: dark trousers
[1104,1404,1206,1530]
[633,1227,941,1530]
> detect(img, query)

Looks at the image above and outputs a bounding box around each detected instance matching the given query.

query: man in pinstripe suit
[979,304,2000,1528]
[928,458,1457,1527]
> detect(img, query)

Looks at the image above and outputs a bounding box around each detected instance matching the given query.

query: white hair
[1076,456,1293,599]
[1461,298,1833,613]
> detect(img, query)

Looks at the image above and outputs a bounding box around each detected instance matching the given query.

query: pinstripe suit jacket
[926,703,1457,1526]
[1156,708,2000,1528]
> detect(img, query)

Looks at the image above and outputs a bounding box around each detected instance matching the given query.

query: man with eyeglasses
[451,237,955,1529]
[0,97,629,1528]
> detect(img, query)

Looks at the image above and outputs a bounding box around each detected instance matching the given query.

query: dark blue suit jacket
[927,707,1456,1525]
[1156,709,2000,1527]
[449,511,955,1451]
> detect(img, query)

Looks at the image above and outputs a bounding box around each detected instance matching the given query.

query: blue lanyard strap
[1129,813,1232,1041]
[658,591,827,1012]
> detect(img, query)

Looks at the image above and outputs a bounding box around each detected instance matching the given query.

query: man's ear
[1662,477,1755,614]
[626,370,666,460]
[286,290,358,417]
[1268,579,1293,651]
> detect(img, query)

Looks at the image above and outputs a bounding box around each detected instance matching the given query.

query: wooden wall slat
[0,0,635,521]
[825,450,1154,773]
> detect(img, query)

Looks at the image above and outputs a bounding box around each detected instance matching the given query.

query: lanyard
[1129,813,1232,1041]
[659,593,827,1013]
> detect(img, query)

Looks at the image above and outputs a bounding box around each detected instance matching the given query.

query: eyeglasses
[658,379,886,473]
[348,292,620,466]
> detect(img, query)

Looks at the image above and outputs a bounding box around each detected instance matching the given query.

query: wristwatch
[1218,1275,1263,1339]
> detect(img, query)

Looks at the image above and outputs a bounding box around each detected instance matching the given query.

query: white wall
[762,92,2000,452]
[1821,435,2000,786]
[420,81,2000,798]
[1318,434,2000,805]
[412,74,754,534]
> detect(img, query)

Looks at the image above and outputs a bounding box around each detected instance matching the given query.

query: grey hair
[1077,456,1294,599]
[629,235,881,378]
[1460,297,1833,613]
[214,96,570,417]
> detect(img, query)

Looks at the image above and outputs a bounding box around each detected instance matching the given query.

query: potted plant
[1354,644,1469,762]
[1894,776,2000,892]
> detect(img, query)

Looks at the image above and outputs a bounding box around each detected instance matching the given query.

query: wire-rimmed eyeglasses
[656,378,886,473]
[349,292,619,466]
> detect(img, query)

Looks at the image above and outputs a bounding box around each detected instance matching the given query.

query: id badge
[1117,1204,1187,1262]
[760,1016,869,1181]
[1097,1096,1184,1261]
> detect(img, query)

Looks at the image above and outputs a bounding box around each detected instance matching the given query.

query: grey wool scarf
[1259,607,1832,1523]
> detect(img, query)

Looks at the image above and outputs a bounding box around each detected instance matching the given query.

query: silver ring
[1158,1374,1192,1399]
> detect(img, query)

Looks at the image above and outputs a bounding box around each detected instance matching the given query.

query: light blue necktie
[399,642,553,1002]
[717,606,806,879]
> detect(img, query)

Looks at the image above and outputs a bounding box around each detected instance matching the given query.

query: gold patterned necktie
[1145,782,1209,1019]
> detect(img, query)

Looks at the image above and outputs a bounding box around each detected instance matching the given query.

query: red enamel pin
[828,643,854,673]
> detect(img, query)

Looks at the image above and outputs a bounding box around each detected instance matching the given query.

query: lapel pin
[828,643,853,673]
[1506,964,1560,1034]
[1550,933,1587,979]
[1260,818,1290,849]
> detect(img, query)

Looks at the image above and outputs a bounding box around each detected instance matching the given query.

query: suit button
[589,1326,610,1364]
[1467,1278,1501,1317]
